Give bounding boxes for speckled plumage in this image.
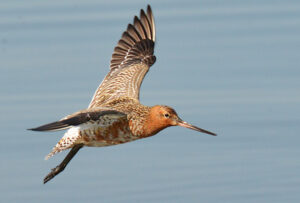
[88,5,156,108]
[29,5,216,184]
[45,98,151,160]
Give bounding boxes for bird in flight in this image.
[29,5,216,184]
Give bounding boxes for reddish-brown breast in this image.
[77,117,140,147]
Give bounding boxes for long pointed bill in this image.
[177,120,217,136]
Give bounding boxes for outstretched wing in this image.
[88,5,156,108]
[28,109,126,132]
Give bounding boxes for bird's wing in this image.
[88,5,156,108]
[28,108,126,132]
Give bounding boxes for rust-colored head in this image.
[143,105,216,137]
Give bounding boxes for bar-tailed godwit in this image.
[29,5,216,184]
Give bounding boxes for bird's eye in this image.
[164,113,170,118]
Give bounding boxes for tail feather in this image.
[45,127,81,160]
[45,146,63,160]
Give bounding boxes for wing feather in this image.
[28,109,126,132]
[89,5,156,108]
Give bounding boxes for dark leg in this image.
[44,144,83,184]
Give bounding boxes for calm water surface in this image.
[1,0,300,202]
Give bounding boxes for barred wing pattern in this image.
[88,5,156,108]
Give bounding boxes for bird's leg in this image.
[44,144,83,184]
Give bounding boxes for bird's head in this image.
[143,105,216,136]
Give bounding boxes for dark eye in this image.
[164,113,170,118]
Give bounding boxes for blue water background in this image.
[1,0,300,202]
